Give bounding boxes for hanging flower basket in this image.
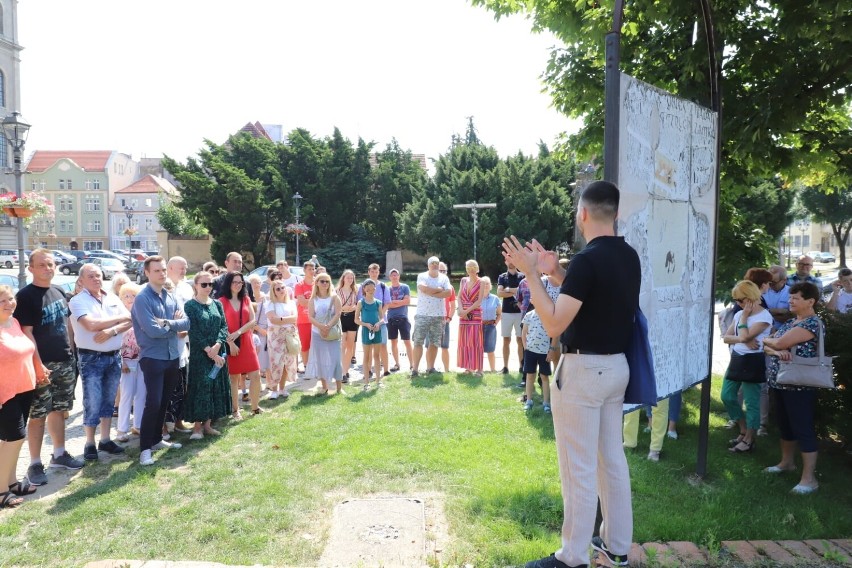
[285,223,310,236]
[123,227,138,237]
[0,191,55,221]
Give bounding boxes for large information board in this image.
[616,73,719,401]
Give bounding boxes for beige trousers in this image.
[551,353,633,567]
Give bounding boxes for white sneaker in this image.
[757,426,768,437]
[269,391,279,400]
[152,440,182,451]
[139,449,154,466]
[666,431,678,440]
[524,400,533,411]
[189,432,204,440]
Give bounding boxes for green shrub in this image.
[818,308,852,441]
[307,225,384,276]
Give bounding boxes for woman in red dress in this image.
[219,272,260,420]
[457,259,486,375]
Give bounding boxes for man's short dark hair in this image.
[580,181,620,221]
[144,255,165,273]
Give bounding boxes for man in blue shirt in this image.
[131,256,190,466]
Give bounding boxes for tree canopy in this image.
[473,0,852,292]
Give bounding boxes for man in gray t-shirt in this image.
[410,256,451,376]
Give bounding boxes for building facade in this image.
[110,174,175,253]
[24,150,140,251]
[0,0,24,247]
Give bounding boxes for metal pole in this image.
[602,0,624,183]
[295,203,300,266]
[472,207,478,261]
[13,144,25,289]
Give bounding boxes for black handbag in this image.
[724,351,766,383]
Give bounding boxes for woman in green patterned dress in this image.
[184,271,232,439]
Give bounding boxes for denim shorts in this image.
[29,359,78,419]
[78,350,122,427]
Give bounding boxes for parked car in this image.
[248,265,305,280]
[0,249,23,268]
[86,250,129,266]
[811,251,836,263]
[124,260,149,284]
[144,250,160,258]
[60,257,124,280]
[0,274,20,292]
[51,250,76,264]
[68,250,87,261]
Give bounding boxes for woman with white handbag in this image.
[762,282,827,494]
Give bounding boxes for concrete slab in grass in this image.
[318,497,426,567]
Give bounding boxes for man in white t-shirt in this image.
[410,256,451,377]
[827,267,852,314]
[276,260,301,292]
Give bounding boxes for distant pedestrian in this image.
[457,259,485,375]
[386,268,412,372]
[219,272,261,419]
[479,277,501,373]
[497,259,525,374]
[306,274,344,394]
[337,270,359,382]
[410,257,452,376]
[356,279,386,388]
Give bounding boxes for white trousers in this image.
[117,361,146,432]
[552,353,633,567]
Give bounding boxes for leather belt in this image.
[78,348,120,357]
[561,346,613,355]
[482,320,497,325]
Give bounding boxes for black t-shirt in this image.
[498,271,525,313]
[13,283,73,363]
[560,236,640,353]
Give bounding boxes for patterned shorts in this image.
[29,359,78,419]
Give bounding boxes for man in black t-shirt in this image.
[497,261,525,374]
[504,181,638,568]
[211,251,255,302]
[14,249,84,486]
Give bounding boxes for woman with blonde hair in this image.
[457,259,486,375]
[722,280,773,453]
[265,280,298,399]
[306,274,344,394]
[337,269,358,382]
[115,282,144,442]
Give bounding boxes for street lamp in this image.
[292,192,302,265]
[124,205,134,266]
[2,111,31,290]
[452,202,496,261]
[796,218,811,256]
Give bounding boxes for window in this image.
[131,199,138,208]
[59,179,65,190]
[60,220,66,232]
[59,200,66,212]
[93,220,101,232]
[84,197,101,212]
[118,219,125,231]
[67,179,73,190]
[31,181,37,191]
[93,198,100,211]
[145,198,152,207]
[145,218,153,230]
[120,198,126,207]
[0,70,4,108]
[93,180,100,190]
[85,180,91,189]
[67,221,74,232]
[86,222,93,232]
[84,241,102,251]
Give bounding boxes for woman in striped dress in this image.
[457,259,486,375]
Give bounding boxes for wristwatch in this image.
[163,321,171,332]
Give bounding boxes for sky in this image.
[17,0,580,167]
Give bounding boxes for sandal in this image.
[9,480,36,496]
[252,407,265,415]
[232,411,243,421]
[729,440,754,453]
[728,435,745,446]
[0,491,24,508]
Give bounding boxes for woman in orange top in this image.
[0,285,49,508]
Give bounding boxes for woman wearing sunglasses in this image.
[184,271,231,438]
[219,272,261,418]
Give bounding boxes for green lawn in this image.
[1,373,849,567]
